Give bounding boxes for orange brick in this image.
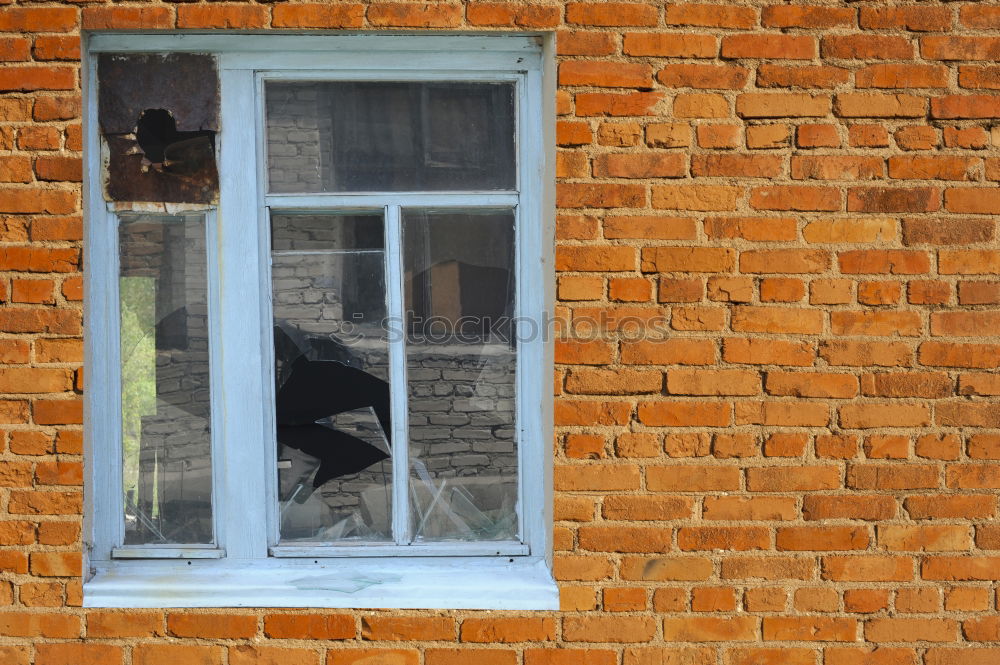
[264,614,355,640]
[566,3,658,27]
[35,644,121,665]
[168,613,257,639]
[133,645,223,665]
[461,618,555,643]
[426,650,516,665]
[603,587,647,612]
[563,616,657,642]
[663,616,758,641]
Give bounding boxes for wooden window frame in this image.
[83,33,556,610]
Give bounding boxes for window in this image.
[84,34,556,609]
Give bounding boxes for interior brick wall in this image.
[1,1,1000,664]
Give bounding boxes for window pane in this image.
[271,213,392,543]
[402,210,518,542]
[119,213,213,545]
[265,81,515,193]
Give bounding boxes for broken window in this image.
[85,35,554,610]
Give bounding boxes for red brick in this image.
[732,306,824,334]
[82,7,173,31]
[558,183,645,208]
[466,4,560,28]
[168,614,257,639]
[823,35,914,60]
[863,6,951,31]
[563,616,657,642]
[560,61,653,89]
[658,64,748,90]
[722,35,816,60]
[763,617,857,641]
[850,125,890,148]
[525,650,616,665]
[750,186,840,211]
[639,401,731,427]
[576,92,664,117]
[803,496,896,521]
[623,33,716,58]
[0,8,78,32]
[176,5,268,29]
[747,466,841,492]
[594,153,685,179]
[762,5,854,28]
[865,618,957,643]
[847,463,938,488]
[264,614,355,640]
[271,4,363,28]
[559,31,617,57]
[836,94,926,119]
[35,644,121,665]
[367,4,462,27]
[662,616,758,641]
[566,3,658,27]
[857,65,948,89]
[724,339,814,368]
[133,645,224,665]
[666,4,755,28]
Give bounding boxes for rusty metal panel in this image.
[99,53,220,203]
[98,53,219,134]
[104,135,218,204]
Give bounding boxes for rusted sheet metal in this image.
[99,53,220,203]
[104,134,218,204]
[98,53,219,134]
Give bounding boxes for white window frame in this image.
[83,33,556,609]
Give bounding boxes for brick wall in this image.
[3,1,1000,663]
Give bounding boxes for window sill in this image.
[84,556,558,610]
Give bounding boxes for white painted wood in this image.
[84,556,557,609]
[265,193,519,209]
[217,66,270,559]
[83,51,122,564]
[259,69,522,82]
[516,65,554,561]
[112,547,225,560]
[252,68,284,550]
[89,33,542,57]
[384,205,411,546]
[270,542,528,558]
[204,209,224,548]
[537,35,558,568]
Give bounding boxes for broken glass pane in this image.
[119,213,213,545]
[271,212,393,543]
[265,81,515,193]
[402,210,518,542]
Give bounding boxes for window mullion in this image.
[385,203,411,546]
[216,64,270,558]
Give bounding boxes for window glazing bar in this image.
[385,204,411,546]
[265,193,519,209]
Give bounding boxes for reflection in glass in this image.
[403,210,518,542]
[119,213,213,545]
[271,213,393,542]
[265,81,516,193]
